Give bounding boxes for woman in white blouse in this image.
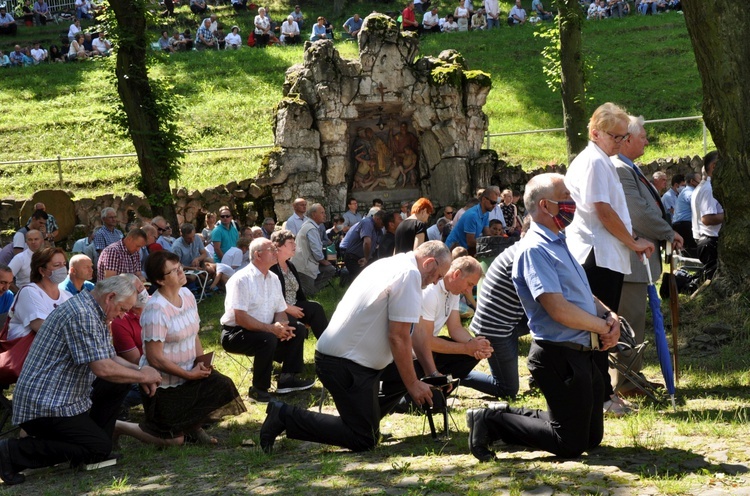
[254,7,271,47]
[7,247,71,340]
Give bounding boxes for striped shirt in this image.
[140,288,200,388]
[12,290,114,425]
[469,242,524,338]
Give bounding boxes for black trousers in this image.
[582,249,624,399]
[282,352,386,452]
[697,235,718,280]
[221,324,307,391]
[672,221,697,256]
[343,252,364,281]
[7,379,128,472]
[290,299,328,339]
[484,341,604,458]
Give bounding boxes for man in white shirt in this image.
[259,241,452,454]
[484,0,501,28]
[12,210,47,256]
[422,6,441,33]
[30,43,47,64]
[280,16,300,45]
[91,31,111,56]
[220,238,314,403]
[507,0,526,25]
[691,151,722,280]
[221,237,250,270]
[9,230,45,291]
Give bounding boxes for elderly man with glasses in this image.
[220,238,314,403]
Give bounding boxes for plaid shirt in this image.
[97,239,141,281]
[12,290,115,425]
[94,226,124,251]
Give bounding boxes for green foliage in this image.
[534,20,562,92]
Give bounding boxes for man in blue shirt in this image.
[59,254,95,295]
[342,13,363,38]
[339,210,386,281]
[445,188,498,255]
[466,173,620,461]
[672,172,700,256]
[0,266,14,320]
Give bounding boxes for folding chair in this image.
[185,269,209,303]
[609,318,662,402]
[420,375,460,440]
[220,351,253,391]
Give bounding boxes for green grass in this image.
[7,274,748,495]
[0,3,711,200]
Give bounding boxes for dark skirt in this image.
[140,369,246,439]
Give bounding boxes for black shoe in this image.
[466,408,496,462]
[249,387,272,403]
[275,375,315,394]
[259,401,286,454]
[0,439,25,485]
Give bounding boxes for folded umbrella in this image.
[644,257,676,410]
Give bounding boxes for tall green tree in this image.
[107,0,182,229]
[682,2,750,287]
[555,0,588,159]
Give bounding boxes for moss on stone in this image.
[259,146,283,173]
[430,63,463,88]
[464,70,492,88]
[361,13,398,34]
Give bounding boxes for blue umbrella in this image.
[644,257,676,410]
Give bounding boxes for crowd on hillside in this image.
[0,99,723,484]
[1,0,687,65]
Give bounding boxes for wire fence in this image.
[0,115,709,189]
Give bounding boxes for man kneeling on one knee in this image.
[467,173,620,461]
[220,238,314,403]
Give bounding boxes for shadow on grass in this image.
[587,445,748,477]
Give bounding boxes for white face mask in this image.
[137,288,149,307]
[677,186,686,194]
[49,267,68,285]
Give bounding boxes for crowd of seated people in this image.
[584,0,681,19]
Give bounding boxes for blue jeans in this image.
[486,17,500,29]
[462,329,522,398]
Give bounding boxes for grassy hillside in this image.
[0,2,707,199]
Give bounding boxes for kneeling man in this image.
[259,241,452,453]
[0,276,162,485]
[466,173,620,461]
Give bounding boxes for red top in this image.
[402,7,417,27]
[111,310,143,357]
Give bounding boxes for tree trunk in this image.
[333,0,345,18]
[682,1,750,287]
[108,0,180,229]
[556,0,588,160]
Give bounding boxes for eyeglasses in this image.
[444,210,454,215]
[154,224,170,232]
[486,199,498,206]
[220,214,232,218]
[163,264,184,277]
[605,131,630,143]
[259,246,279,254]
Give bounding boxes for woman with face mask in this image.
[7,247,72,340]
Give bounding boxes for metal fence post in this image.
[57,156,63,186]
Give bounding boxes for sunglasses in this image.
[487,199,498,206]
[444,210,454,215]
[220,214,232,218]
